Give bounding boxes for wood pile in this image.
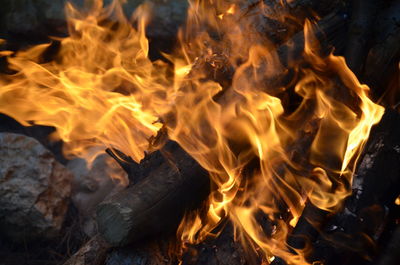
[0,1,399,265]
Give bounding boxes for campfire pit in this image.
[0,1,399,265]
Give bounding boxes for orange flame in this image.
[0,0,384,264]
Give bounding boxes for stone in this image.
[0,132,72,242]
[0,0,187,41]
[68,154,128,237]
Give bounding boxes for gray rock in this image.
[0,133,72,242]
[145,0,188,39]
[68,154,128,237]
[0,0,186,40]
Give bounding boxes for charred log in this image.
[270,110,400,265]
[375,226,400,265]
[98,10,353,256]
[309,110,400,265]
[344,0,381,75]
[105,238,174,265]
[277,12,347,67]
[96,141,210,247]
[104,221,249,265]
[278,11,347,68]
[286,203,328,251]
[363,0,400,102]
[62,235,110,265]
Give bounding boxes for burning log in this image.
[286,203,328,251]
[103,221,249,265]
[2,1,398,265]
[312,109,400,264]
[96,7,351,251]
[101,105,399,265]
[96,141,210,246]
[277,12,346,68]
[272,110,400,265]
[95,11,346,249]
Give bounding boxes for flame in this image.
[0,0,384,264]
[0,1,169,163]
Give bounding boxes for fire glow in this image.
[0,0,385,264]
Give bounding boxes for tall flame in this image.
[0,0,384,264]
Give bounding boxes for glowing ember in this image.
[0,0,384,264]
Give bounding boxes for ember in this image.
[0,1,398,265]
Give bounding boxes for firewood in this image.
[344,0,381,75]
[96,9,347,250]
[286,203,328,251]
[62,234,110,265]
[270,110,400,265]
[96,141,210,247]
[105,148,141,185]
[278,12,346,68]
[104,238,174,265]
[309,110,400,265]
[375,226,400,265]
[363,1,400,101]
[104,221,249,265]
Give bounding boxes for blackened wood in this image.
[96,141,210,246]
[345,110,400,212]
[62,235,110,265]
[278,12,347,68]
[281,0,344,19]
[363,1,400,101]
[309,110,400,265]
[375,226,400,265]
[181,222,249,265]
[99,10,348,256]
[286,203,328,251]
[104,221,249,265]
[105,148,142,185]
[272,110,400,265]
[344,0,381,75]
[105,238,174,265]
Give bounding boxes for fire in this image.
[395,196,400,206]
[0,1,168,163]
[0,0,384,264]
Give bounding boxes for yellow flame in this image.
[226,4,236,14]
[0,0,385,264]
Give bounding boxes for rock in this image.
[0,0,187,41]
[0,0,72,38]
[68,154,128,237]
[0,133,72,243]
[144,0,188,40]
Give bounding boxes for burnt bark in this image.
[344,0,381,75]
[96,141,210,247]
[363,0,400,103]
[270,110,400,265]
[105,239,174,265]
[104,221,248,265]
[62,235,110,265]
[375,226,400,265]
[286,203,329,251]
[278,11,347,68]
[309,110,400,265]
